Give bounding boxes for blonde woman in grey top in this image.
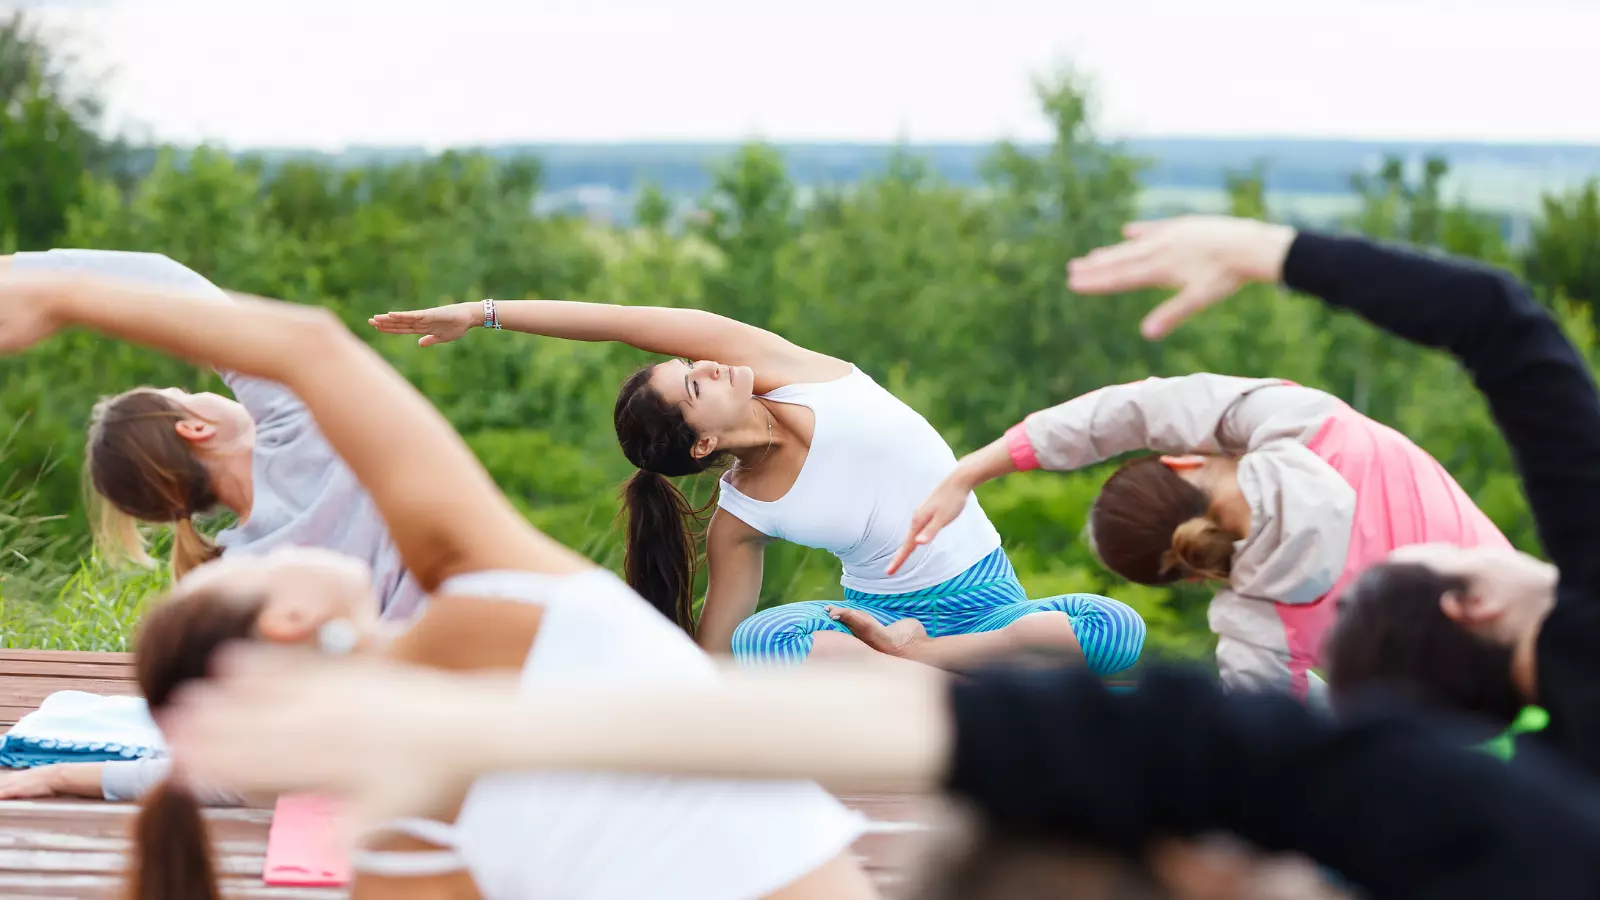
[0,249,421,802]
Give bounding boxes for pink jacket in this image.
[1004,374,1509,702]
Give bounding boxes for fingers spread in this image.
[1140,277,1232,340]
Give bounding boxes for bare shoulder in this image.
[707,506,768,547]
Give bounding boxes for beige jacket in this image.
[1007,374,1355,702]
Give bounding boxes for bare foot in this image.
[825,606,928,658]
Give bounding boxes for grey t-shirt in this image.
[15,250,426,801]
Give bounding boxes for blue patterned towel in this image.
[0,691,164,768]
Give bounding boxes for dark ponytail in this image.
[614,365,730,635]
[623,470,708,632]
[126,781,220,900]
[125,586,266,900]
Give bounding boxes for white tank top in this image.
[718,367,1002,594]
[351,568,865,900]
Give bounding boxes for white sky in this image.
[13,0,1600,149]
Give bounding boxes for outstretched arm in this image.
[0,273,587,590]
[371,299,848,393]
[1279,231,1600,775]
[0,759,255,807]
[888,373,1333,574]
[1001,374,1333,474]
[1279,232,1600,598]
[0,762,110,801]
[166,650,1600,900]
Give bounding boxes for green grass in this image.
[0,423,167,651]
[0,559,165,651]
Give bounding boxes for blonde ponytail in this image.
[171,518,223,579]
[1161,516,1240,583]
[86,476,156,569]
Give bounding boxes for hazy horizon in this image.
[12,0,1600,150]
[247,137,1600,152]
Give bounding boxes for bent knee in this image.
[806,629,872,661]
[1007,610,1079,645]
[731,605,841,664]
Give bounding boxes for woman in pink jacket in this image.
[890,371,1509,701]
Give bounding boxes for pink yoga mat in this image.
[262,794,351,887]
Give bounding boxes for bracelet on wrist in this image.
[482,298,502,330]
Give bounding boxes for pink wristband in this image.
[1004,422,1040,472]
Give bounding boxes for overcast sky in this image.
[14,0,1600,149]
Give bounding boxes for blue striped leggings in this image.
[729,548,1146,673]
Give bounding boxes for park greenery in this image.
[3,12,1599,662]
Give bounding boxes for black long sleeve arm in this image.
[1281,231,1600,594]
[1282,231,1600,774]
[946,666,1600,900]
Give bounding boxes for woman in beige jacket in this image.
[890,371,1508,702]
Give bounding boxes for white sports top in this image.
[351,568,865,900]
[717,367,1003,594]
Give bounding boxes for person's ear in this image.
[174,418,217,444]
[1439,589,1506,627]
[256,598,320,644]
[691,434,719,460]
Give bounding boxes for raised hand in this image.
[1066,216,1297,340]
[369,302,476,347]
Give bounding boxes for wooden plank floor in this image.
[0,796,928,898]
[0,651,138,731]
[0,650,928,897]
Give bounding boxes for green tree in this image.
[692,144,797,329]
[1225,162,1269,219]
[1525,179,1600,309]
[6,28,1599,668]
[0,12,124,249]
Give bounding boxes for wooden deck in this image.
[0,651,139,732]
[0,650,927,898]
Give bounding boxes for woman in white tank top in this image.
[370,298,1145,674]
[0,270,874,900]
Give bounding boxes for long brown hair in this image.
[86,388,223,578]
[125,586,265,900]
[614,366,727,633]
[1088,455,1242,585]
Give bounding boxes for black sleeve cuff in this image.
[1279,229,1350,301]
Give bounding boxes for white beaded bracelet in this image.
[482,298,502,330]
[317,619,359,655]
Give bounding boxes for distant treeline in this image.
[229,139,1600,206]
